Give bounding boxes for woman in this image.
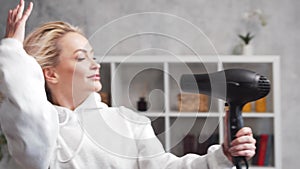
[0,1,256,169]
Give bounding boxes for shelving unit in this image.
[99,55,281,169]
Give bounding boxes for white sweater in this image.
[0,38,234,169]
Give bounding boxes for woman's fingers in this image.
[236,127,253,137]
[6,10,12,37]
[229,145,256,159]
[229,142,256,152]
[228,127,256,160]
[16,0,25,21]
[231,128,256,147]
[12,4,19,22]
[20,2,33,23]
[229,147,256,157]
[7,10,12,24]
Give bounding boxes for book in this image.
[264,135,273,166]
[257,134,269,166]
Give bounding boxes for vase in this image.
[242,44,253,55]
[137,97,148,111]
[255,97,267,112]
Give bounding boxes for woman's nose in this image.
[90,58,100,70]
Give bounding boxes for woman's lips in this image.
[87,74,100,80]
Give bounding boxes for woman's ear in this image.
[43,67,59,84]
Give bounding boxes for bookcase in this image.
[99,55,281,169]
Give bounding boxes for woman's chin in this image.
[93,84,102,92]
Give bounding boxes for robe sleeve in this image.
[0,38,59,169]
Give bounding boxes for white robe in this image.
[0,38,234,169]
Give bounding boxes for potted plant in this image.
[238,32,254,55]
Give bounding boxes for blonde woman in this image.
[0,1,256,169]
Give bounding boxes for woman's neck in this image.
[51,90,90,111]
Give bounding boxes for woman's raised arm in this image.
[0,1,59,169]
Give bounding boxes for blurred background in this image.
[0,0,299,168]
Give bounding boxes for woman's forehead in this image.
[59,32,92,53]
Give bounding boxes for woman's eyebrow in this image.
[73,49,87,54]
[73,48,94,54]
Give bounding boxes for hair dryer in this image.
[180,68,271,169]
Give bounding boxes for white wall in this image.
[0,0,299,168]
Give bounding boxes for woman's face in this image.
[54,32,101,98]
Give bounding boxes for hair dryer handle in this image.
[228,104,244,142]
[228,103,247,169]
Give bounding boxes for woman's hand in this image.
[5,0,33,43]
[225,127,256,161]
[223,107,256,162]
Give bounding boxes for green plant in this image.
[238,32,254,45]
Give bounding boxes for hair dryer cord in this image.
[235,157,249,169]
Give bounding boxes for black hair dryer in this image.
[180,68,271,169]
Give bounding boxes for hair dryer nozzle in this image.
[257,75,271,96]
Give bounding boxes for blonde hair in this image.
[24,21,83,68]
[24,21,83,102]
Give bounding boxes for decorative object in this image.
[242,102,252,112]
[137,97,148,111]
[178,93,208,112]
[239,32,254,55]
[236,9,268,55]
[243,9,267,28]
[255,97,267,112]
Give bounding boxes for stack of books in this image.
[252,134,274,166]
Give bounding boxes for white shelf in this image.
[140,112,274,118]
[242,112,275,118]
[169,112,220,117]
[100,55,281,169]
[99,55,278,63]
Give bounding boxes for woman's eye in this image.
[77,57,85,61]
[76,53,87,61]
